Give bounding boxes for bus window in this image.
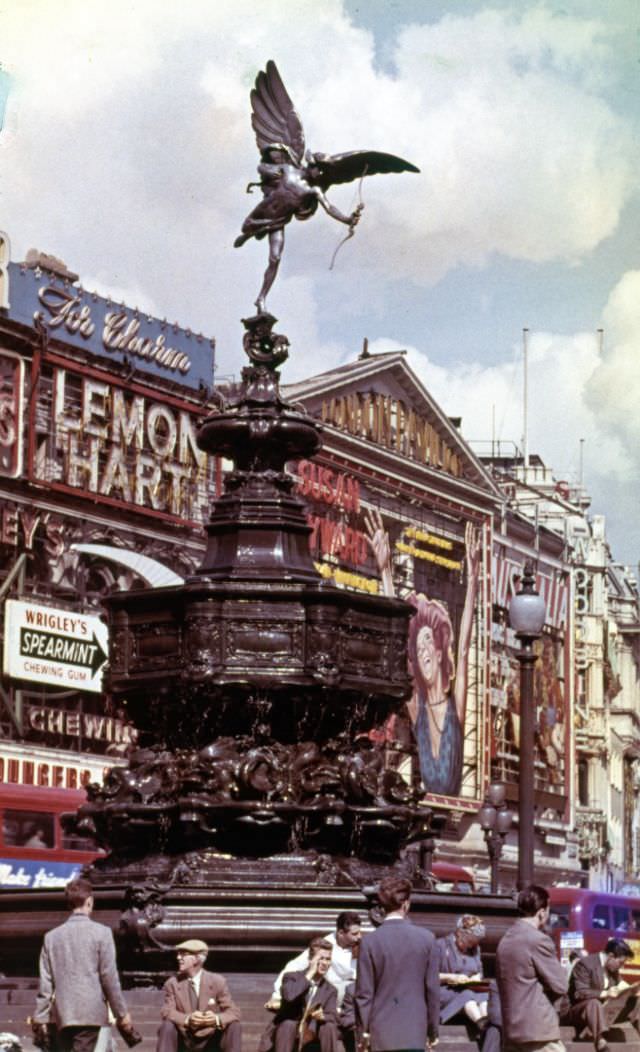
[592,904,611,930]
[550,905,571,929]
[2,809,55,849]
[632,910,640,932]
[613,907,632,931]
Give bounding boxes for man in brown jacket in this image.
[496,884,568,1052]
[157,940,241,1052]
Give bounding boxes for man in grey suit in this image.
[355,875,440,1052]
[496,884,568,1052]
[33,877,133,1052]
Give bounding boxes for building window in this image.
[578,759,589,806]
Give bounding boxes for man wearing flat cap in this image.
[157,939,241,1052]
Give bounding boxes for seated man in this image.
[157,939,241,1052]
[260,937,338,1052]
[266,912,361,1010]
[568,937,640,1052]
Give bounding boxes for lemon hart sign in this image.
[5,259,215,393]
[3,599,108,692]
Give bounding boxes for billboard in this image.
[29,359,216,524]
[5,260,215,392]
[294,459,488,807]
[3,599,108,692]
[402,523,482,798]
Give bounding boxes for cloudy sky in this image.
[1,0,638,566]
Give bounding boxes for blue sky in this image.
[0,0,638,565]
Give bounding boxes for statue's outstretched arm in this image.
[315,188,361,227]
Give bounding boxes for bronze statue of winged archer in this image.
[235,60,420,313]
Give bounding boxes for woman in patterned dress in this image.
[438,915,489,1029]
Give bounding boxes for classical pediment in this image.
[283,350,500,498]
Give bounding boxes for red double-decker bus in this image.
[0,783,101,889]
[549,886,640,981]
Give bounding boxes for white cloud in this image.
[585,270,640,456]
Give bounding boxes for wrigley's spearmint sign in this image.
[3,600,108,692]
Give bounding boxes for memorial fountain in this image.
[0,64,515,994]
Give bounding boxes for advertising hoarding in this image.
[294,458,489,809]
[5,260,215,392]
[3,598,108,692]
[29,359,216,524]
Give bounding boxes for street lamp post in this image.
[509,560,546,889]
[478,782,513,893]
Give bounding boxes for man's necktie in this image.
[189,980,198,1010]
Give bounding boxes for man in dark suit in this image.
[339,982,356,1052]
[33,877,134,1052]
[261,937,338,1052]
[495,884,567,1052]
[354,875,440,1052]
[568,937,640,1052]
[157,939,241,1052]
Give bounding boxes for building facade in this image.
[0,232,217,809]
[478,450,640,890]
[283,354,583,888]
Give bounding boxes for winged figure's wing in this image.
[250,60,306,164]
[310,150,420,191]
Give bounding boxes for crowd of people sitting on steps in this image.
[25,877,640,1052]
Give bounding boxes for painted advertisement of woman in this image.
[365,511,482,796]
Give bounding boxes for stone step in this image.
[1,1020,638,1052]
[3,980,640,1052]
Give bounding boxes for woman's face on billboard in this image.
[416,624,438,686]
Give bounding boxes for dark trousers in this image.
[59,1028,100,1052]
[339,1027,356,1052]
[569,995,640,1047]
[156,1020,242,1052]
[273,1018,337,1052]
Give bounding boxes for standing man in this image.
[496,884,568,1052]
[568,937,640,1051]
[33,877,133,1052]
[355,875,440,1052]
[268,911,362,1008]
[157,940,241,1052]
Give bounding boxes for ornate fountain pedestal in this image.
[41,313,451,979]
